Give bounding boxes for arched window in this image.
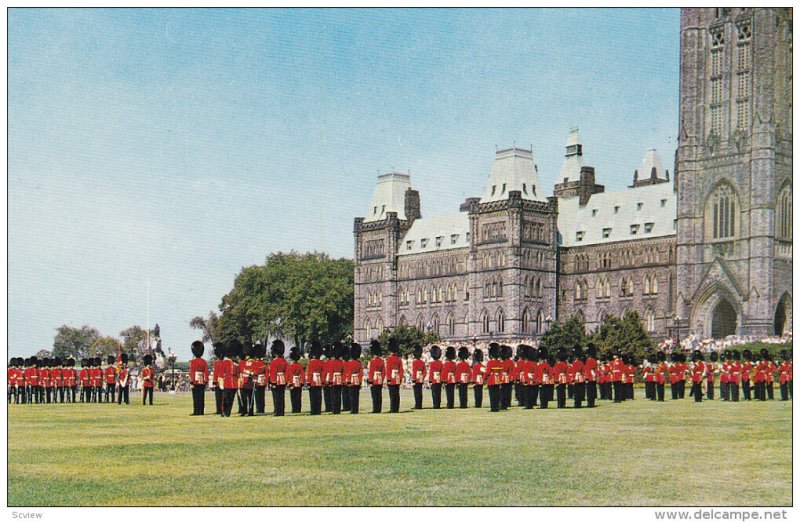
[643,309,656,332]
[644,275,651,295]
[523,276,529,299]
[417,287,423,303]
[522,308,529,333]
[375,317,383,335]
[496,308,505,333]
[431,313,440,336]
[498,279,503,297]
[417,315,425,331]
[447,314,455,336]
[651,275,658,295]
[777,184,792,240]
[536,309,544,334]
[535,276,542,298]
[364,318,372,340]
[398,315,407,327]
[438,285,443,303]
[464,281,469,301]
[481,310,490,334]
[706,184,738,240]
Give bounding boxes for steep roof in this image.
[481,147,545,203]
[398,213,470,256]
[363,172,411,223]
[558,180,676,247]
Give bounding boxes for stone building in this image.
[353,7,792,344]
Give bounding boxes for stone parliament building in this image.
[353,8,792,345]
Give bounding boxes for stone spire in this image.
[558,127,585,184]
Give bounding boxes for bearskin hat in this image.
[388,337,401,355]
[501,345,513,360]
[411,343,422,359]
[457,346,470,361]
[254,342,267,359]
[472,348,484,363]
[742,349,753,362]
[430,345,442,360]
[529,346,540,362]
[227,339,242,359]
[557,348,568,362]
[271,339,286,357]
[692,350,703,362]
[571,346,584,361]
[538,346,548,361]
[709,351,718,362]
[212,342,224,359]
[242,342,253,357]
[487,344,500,359]
[340,342,351,361]
[143,354,153,366]
[731,349,740,361]
[656,351,666,362]
[445,346,456,361]
[118,354,127,366]
[547,355,556,366]
[369,339,382,357]
[289,346,300,362]
[586,343,598,359]
[309,341,322,359]
[351,342,362,360]
[189,341,204,358]
[516,345,526,359]
[760,348,771,361]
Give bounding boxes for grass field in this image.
[7,389,792,506]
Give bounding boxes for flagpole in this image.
[146,277,150,357]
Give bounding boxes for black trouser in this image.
[586,381,597,407]
[729,382,739,402]
[143,387,153,405]
[58,386,65,403]
[19,386,26,404]
[370,385,383,413]
[331,385,342,414]
[501,383,512,410]
[214,388,223,413]
[83,386,91,403]
[706,381,714,400]
[767,382,774,400]
[780,382,789,401]
[118,385,129,404]
[742,380,751,401]
[531,384,540,407]
[574,382,585,408]
[657,383,665,401]
[614,381,623,402]
[290,387,302,413]
[523,385,534,409]
[106,384,116,403]
[458,383,469,408]
[95,386,103,402]
[692,383,702,402]
[539,384,550,409]
[515,383,524,406]
[413,383,423,409]
[255,386,266,414]
[45,387,52,403]
[240,387,254,415]
[473,385,483,408]
[272,384,286,416]
[342,383,351,411]
[309,386,322,415]
[755,382,765,401]
[488,384,501,412]
[556,384,566,408]
[222,389,235,416]
[646,381,655,401]
[349,386,360,414]
[721,381,729,400]
[388,384,400,413]
[670,383,678,400]
[323,386,332,412]
[678,381,686,399]
[192,384,205,414]
[567,384,574,400]
[69,386,77,403]
[627,383,635,400]
[445,383,455,409]
[430,383,442,409]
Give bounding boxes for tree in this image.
[590,311,654,361]
[52,325,100,359]
[119,326,155,359]
[539,314,586,355]
[215,252,354,347]
[91,336,122,359]
[189,311,219,343]
[377,325,440,358]
[35,349,52,359]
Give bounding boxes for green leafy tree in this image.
[189,311,219,343]
[91,336,122,359]
[539,314,586,355]
[119,326,155,359]
[35,349,52,359]
[590,311,654,361]
[52,325,100,359]
[377,325,440,357]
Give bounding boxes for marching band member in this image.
[612,353,625,403]
[583,345,598,408]
[500,345,514,410]
[322,344,334,413]
[765,352,776,400]
[211,343,224,414]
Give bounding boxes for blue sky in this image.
[8,8,680,360]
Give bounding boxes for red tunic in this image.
[141,367,155,388]
[501,359,514,384]
[287,361,305,388]
[766,361,776,384]
[720,362,730,384]
[691,361,706,383]
[455,361,472,384]
[41,368,52,388]
[441,360,456,385]
[220,359,235,389]
[104,366,117,385]
[91,367,103,387]
[15,368,26,387]
[411,359,426,384]
[554,361,569,385]
[741,361,752,382]
[254,359,268,387]
[269,357,289,386]
[583,358,598,382]
[571,360,585,384]
[779,361,791,384]
[611,359,624,382]
[368,357,385,385]
[729,361,742,385]
[384,354,403,385]
[306,359,324,387]
[212,360,224,389]
[346,359,363,387]
[626,364,636,384]
[427,360,443,384]
[485,359,504,386]
[189,357,209,385]
[322,359,335,385]
[117,367,129,387]
[472,362,486,385]
[238,359,254,389]
[78,368,90,387]
[538,361,552,385]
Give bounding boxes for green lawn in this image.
[7,390,791,506]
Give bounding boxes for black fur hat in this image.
[309,341,322,359]
[227,339,242,359]
[271,339,286,357]
[80,358,87,367]
[458,346,470,360]
[213,342,225,359]
[529,346,540,362]
[557,348,568,362]
[351,342,362,360]
[104,355,113,365]
[242,342,253,357]
[547,355,556,366]
[657,351,667,362]
[340,342,351,361]
[571,346,584,361]
[191,341,204,358]
[731,349,740,361]
[692,350,703,362]
[369,339,382,357]
[445,346,456,361]
[488,344,500,359]
[119,354,128,365]
[742,349,753,362]
[709,351,719,362]
[331,340,344,359]
[515,345,526,359]
[760,348,771,361]
[143,354,153,366]
[671,351,680,362]
[289,346,300,362]
[388,337,401,355]
[586,343,598,359]
[254,342,267,359]
[412,343,422,359]
[538,346,548,361]
[472,348,484,363]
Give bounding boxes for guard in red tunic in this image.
[141,354,155,406]
[117,354,130,405]
[554,349,569,408]
[427,345,443,409]
[219,341,237,416]
[306,341,324,415]
[642,353,655,401]
[778,350,791,401]
[514,346,525,407]
[538,348,552,409]
[520,345,534,409]
[500,345,514,410]
[189,341,208,415]
[626,354,637,400]
[367,340,384,413]
[29,357,42,404]
[78,358,91,404]
[741,349,753,401]
[611,353,625,403]
[456,347,471,409]
[347,343,363,414]
[103,355,117,404]
[583,344,598,408]
[253,342,268,414]
[706,351,718,400]
[528,346,540,408]
[720,351,731,401]
[50,358,62,403]
[485,343,503,412]
[765,354,776,401]
[411,344,425,410]
[322,344,334,413]
[729,349,741,402]
[239,343,256,416]
[442,346,457,409]
[690,350,706,402]
[8,358,19,404]
[340,343,352,413]
[287,346,305,413]
[753,350,768,401]
[328,341,345,414]
[41,358,53,403]
[471,348,485,408]
[384,338,403,413]
[211,343,225,414]
[269,340,289,416]
[668,352,681,400]
[571,347,585,408]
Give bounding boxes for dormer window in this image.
[381,205,386,214]
[373,206,378,215]
[435,236,443,247]
[592,209,598,217]
[466,232,470,242]
[637,202,643,210]
[630,224,640,235]
[522,184,527,195]
[501,183,506,194]
[420,239,428,248]
[614,206,620,214]
[644,222,654,233]
[406,240,413,250]
[576,231,585,242]
[450,234,458,244]
[491,185,496,196]
[661,199,667,207]
[532,185,536,196]
[603,228,611,238]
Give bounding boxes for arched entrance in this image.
[711,298,738,338]
[774,293,792,336]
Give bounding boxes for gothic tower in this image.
[676,8,792,338]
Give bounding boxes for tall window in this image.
[431,314,440,336]
[710,28,725,135]
[777,184,793,240]
[481,311,490,334]
[643,309,656,333]
[364,318,372,340]
[496,309,505,333]
[736,20,752,130]
[707,184,738,240]
[536,310,544,334]
[447,314,455,336]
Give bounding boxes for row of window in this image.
[574,273,661,302]
[575,222,655,242]
[572,247,670,272]
[708,19,752,135]
[406,233,469,252]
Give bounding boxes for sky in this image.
[8,8,680,360]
